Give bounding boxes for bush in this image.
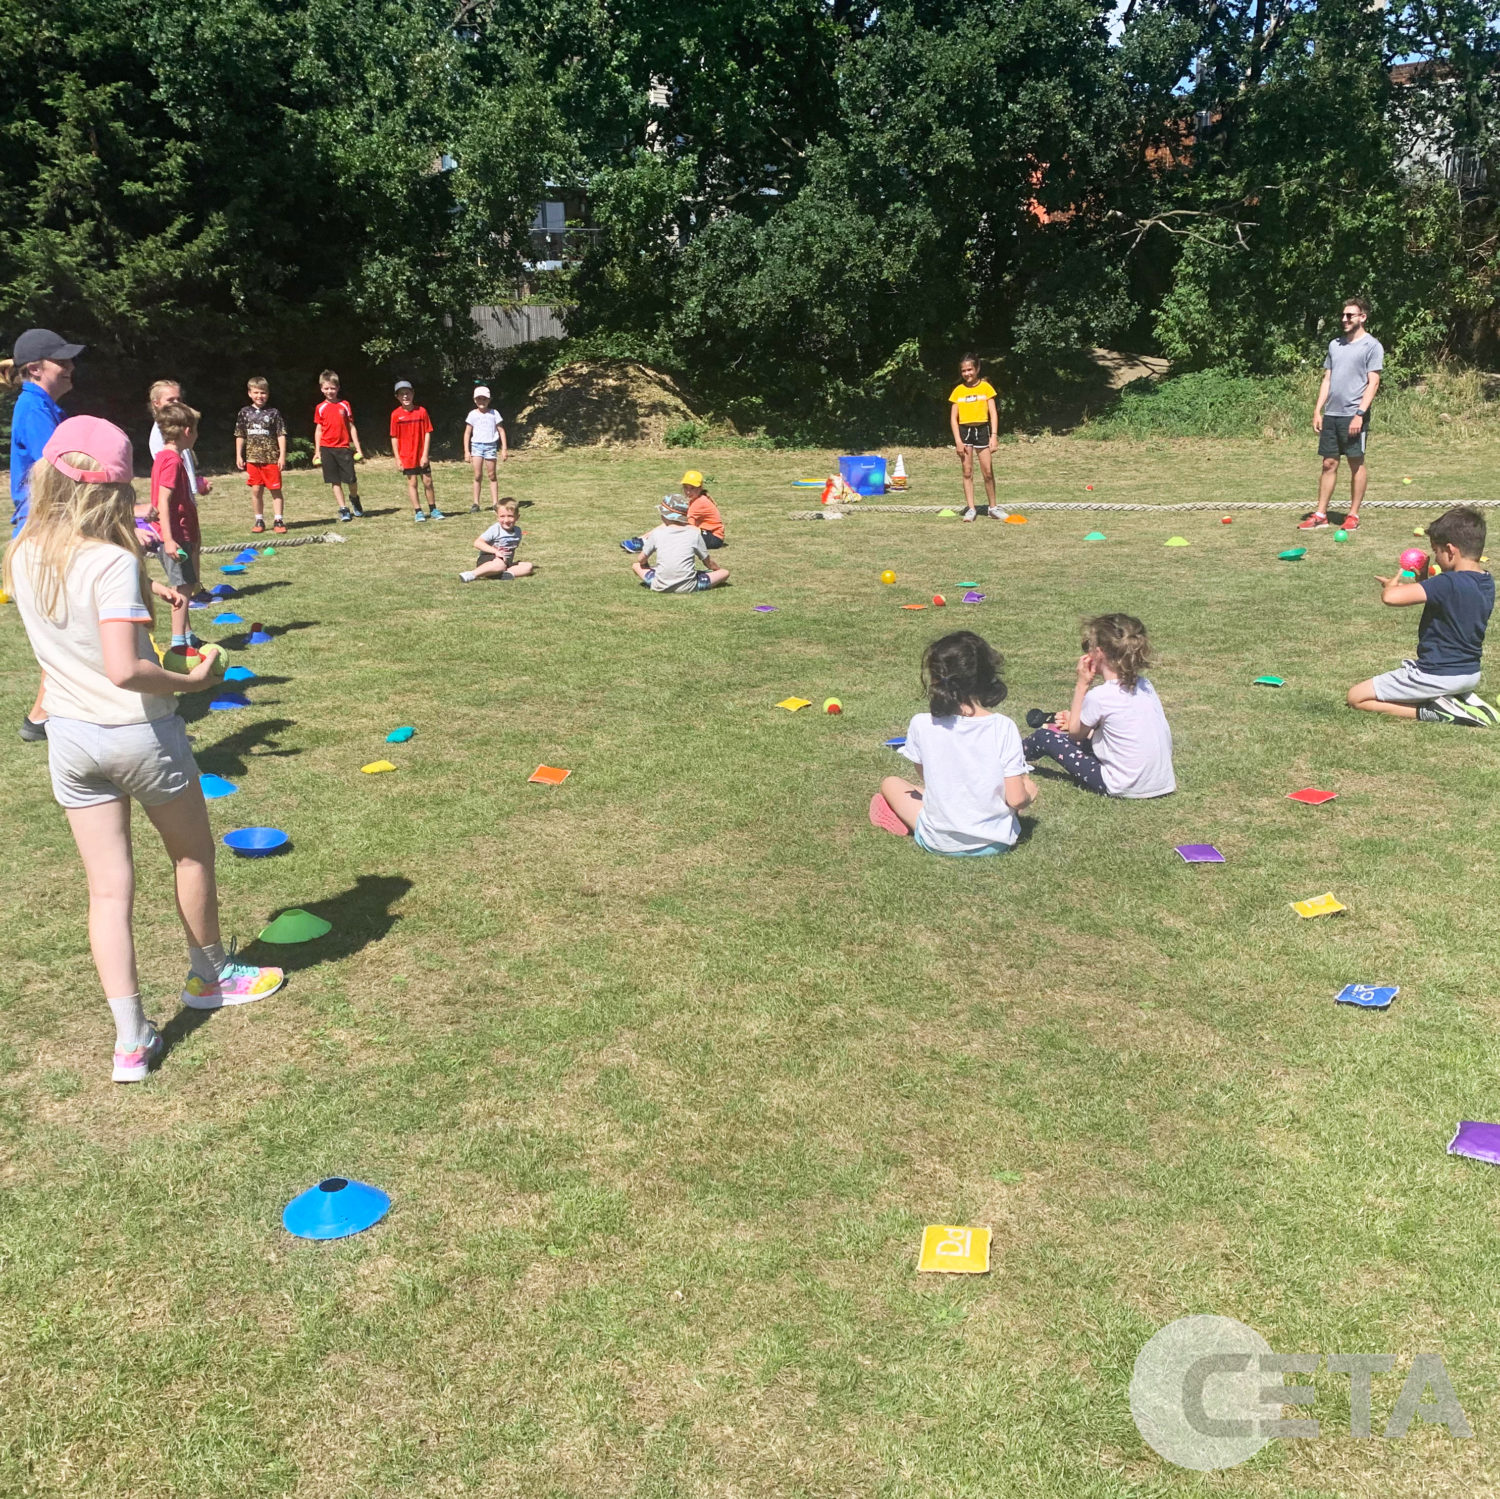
[286,437,316,469]
[664,419,709,448]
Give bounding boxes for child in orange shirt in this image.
[680,469,726,549]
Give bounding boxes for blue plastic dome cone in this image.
[282,1178,391,1241]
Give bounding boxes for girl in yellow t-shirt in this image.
[948,355,1003,521]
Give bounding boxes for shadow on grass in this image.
[240,874,414,972]
[222,579,293,600]
[191,716,300,772]
[217,620,320,651]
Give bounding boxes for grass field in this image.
[3,435,1499,1498]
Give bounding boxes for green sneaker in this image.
[1463,692,1500,728]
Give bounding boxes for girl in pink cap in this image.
[3,417,285,1084]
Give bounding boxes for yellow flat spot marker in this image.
[528,765,571,785]
[777,697,812,711]
[918,1224,992,1275]
[1292,892,1346,919]
[361,760,397,774]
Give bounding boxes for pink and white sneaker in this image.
[181,962,285,1010]
[113,1022,164,1083]
[869,792,913,836]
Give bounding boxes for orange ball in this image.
[932,594,946,607]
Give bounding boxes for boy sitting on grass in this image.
[631,495,729,593]
[1347,505,1498,726]
[460,497,534,582]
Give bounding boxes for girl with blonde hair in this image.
[5,416,284,1084]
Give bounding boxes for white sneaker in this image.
[113,1022,163,1083]
[962,507,977,522]
[459,571,475,582]
[989,506,1008,520]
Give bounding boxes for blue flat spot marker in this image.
[221,564,246,575]
[234,549,259,564]
[386,726,415,743]
[283,1177,391,1241]
[200,773,238,798]
[1335,984,1399,1009]
[213,612,244,625]
[223,665,256,682]
[248,629,272,645]
[209,692,251,711]
[884,736,906,749]
[222,826,289,857]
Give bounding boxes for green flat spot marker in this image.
[1278,547,1307,560]
[957,581,980,589]
[258,908,332,944]
[1084,530,1106,541]
[1253,675,1285,687]
[260,546,275,556]
[936,508,959,518]
[1165,536,1189,547]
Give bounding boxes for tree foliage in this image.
[0,0,1495,438]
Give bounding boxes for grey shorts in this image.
[1319,414,1369,459]
[163,547,200,593]
[1372,659,1481,704]
[46,714,198,809]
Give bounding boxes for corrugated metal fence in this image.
[471,304,567,350]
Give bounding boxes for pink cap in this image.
[42,416,134,485]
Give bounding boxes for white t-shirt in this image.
[900,710,1028,852]
[640,523,708,592]
[1080,677,1175,798]
[10,539,172,725]
[466,408,503,444]
[148,422,199,492]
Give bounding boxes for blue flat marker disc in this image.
[283,1178,391,1241]
[223,666,256,682]
[884,736,906,749]
[200,773,238,798]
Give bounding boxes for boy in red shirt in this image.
[313,369,364,522]
[152,399,204,648]
[390,381,443,522]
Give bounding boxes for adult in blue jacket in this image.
[7,327,84,741]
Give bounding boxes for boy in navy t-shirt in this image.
[1348,505,1498,726]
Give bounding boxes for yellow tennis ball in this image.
[162,642,226,678]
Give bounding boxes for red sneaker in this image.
[1298,513,1330,530]
[1343,513,1361,531]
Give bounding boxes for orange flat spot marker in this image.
[529,765,571,785]
[1287,788,1337,806]
[1005,514,1027,524]
[901,603,927,611]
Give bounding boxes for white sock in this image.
[107,994,149,1052]
[188,941,228,982]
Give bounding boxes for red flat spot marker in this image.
[529,765,571,785]
[1287,788,1337,805]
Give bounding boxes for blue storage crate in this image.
[838,455,887,496]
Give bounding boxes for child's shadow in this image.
[217,620,320,650]
[240,873,414,973]
[158,875,414,1058]
[191,716,300,772]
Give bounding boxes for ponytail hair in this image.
[1083,613,1152,692]
[921,630,1008,717]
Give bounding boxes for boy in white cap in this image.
[630,495,730,593]
[464,385,506,512]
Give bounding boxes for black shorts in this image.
[958,422,991,449]
[476,553,516,574]
[402,464,432,477]
[320,448,356,486]
[1318,414,1370,459]
[704,532,726,550]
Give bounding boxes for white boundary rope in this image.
[791,501,1500,520]
[200,532,347,555]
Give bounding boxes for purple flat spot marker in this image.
[1174,844,1224,863]
[962,590,985,603]
[753,604,777,613]
[1449,1121,1500,1165]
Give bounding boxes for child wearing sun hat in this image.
[629,494,730,593]
[679,469,726,548]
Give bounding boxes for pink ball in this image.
[1399,548,1428,573]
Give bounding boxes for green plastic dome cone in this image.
[259,908,332,944]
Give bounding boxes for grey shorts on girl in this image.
[471,441,499,461]
[1372,659,1481,703]
[45,714,197,809]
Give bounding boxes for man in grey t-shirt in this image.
[1302,296,1383,530]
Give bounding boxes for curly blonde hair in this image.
[1083,613,1152,691]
